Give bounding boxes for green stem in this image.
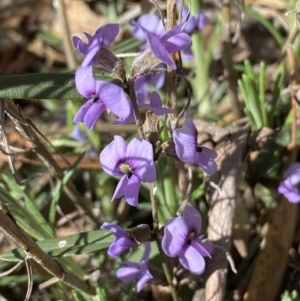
[190,0,211,115]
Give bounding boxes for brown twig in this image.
[205,125,250,301]
[54,0,77,69]
[0,203,95,295]
[4,99,100,226]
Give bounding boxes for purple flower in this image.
[173,116,217,175]
[135,69,166,100]
[181,5,209,36]
[116,242,153,292]
[162,205,213,275]
[130,18,190,69]
[278,163,300,203]
[137,91,173,115]
[100,222,136,257]
[73,66,131,130]
[73,23,119,67]
[71,125,88,142]
[99,136,156,206]
[71,125,97,157]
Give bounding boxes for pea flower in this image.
[173,116,217,174]
[137,91,173,115]
[72,23,119,67]
[73,66,131,130]
[278,163,300,203]
[100,136,156,206]
[162,205,213,275]
[116,242,153,292]
[181,4,209,35]
[100,222,136,257]
[130,18,190,69]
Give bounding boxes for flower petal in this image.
[126,138,156,182]
[97,82,131,121]
[125,174,141,206]
[117,266,140,282]
[129,19,176,69]
[136,261,153,292]
[96,23,119,47]
[100,136,127,176]
[163,32,191,53]
[183,205,201,234]
[194,151,218,175]
[162,217,189,257]
[192,239,214,258]
[131,14,164,40]
[178,244,206,274]
[112,175,128,201]
[75,66,96,98]
[173,118,197,165]
[108,235,136,257]
[83,100,106,130]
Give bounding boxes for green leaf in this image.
[0,230,113,262]
[0,73,82,100]
[49,150,87,227]
[72,290,87,301]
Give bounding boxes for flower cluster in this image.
[72,6,215,293]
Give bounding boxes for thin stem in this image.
[166,0,178,116]
[55,0,77,69]
[149,183,179,301]
[221,0,242,119]
[127,78,145,139]
[190,0,211,115]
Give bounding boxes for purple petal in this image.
[194,152,218,175]
[147,71,166,89]
[100,222,136,257]
[112,175,129,201]
[162,217,189,257]
[163,32,191,53]
[83,101,106,130]
[125,174,141,206]
[178,244,206,274]
[283,163,300,180]
[117,266,140,282]
[82,36,101,67]
[71,125,87,142]
[108,235,136,257]
[141,242,151,261]
[131,15,164,40]
[173,118,198,165]
[100,222,123,233]
[136,261,153,292]
[72,36,88,54]
[183,205,201,235]
[181,47,194,61]
[139,91,173,115]
[73,99,105,130]
[75,66,97,98]
[129,20,176,69]
[95,23,119,47]
[100,136,127,176]
[278,163,300,203]
[192,239,214,258]
[126,138,156,182]
[97,82,131,121]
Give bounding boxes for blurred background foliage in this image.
[0,0,300,300]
